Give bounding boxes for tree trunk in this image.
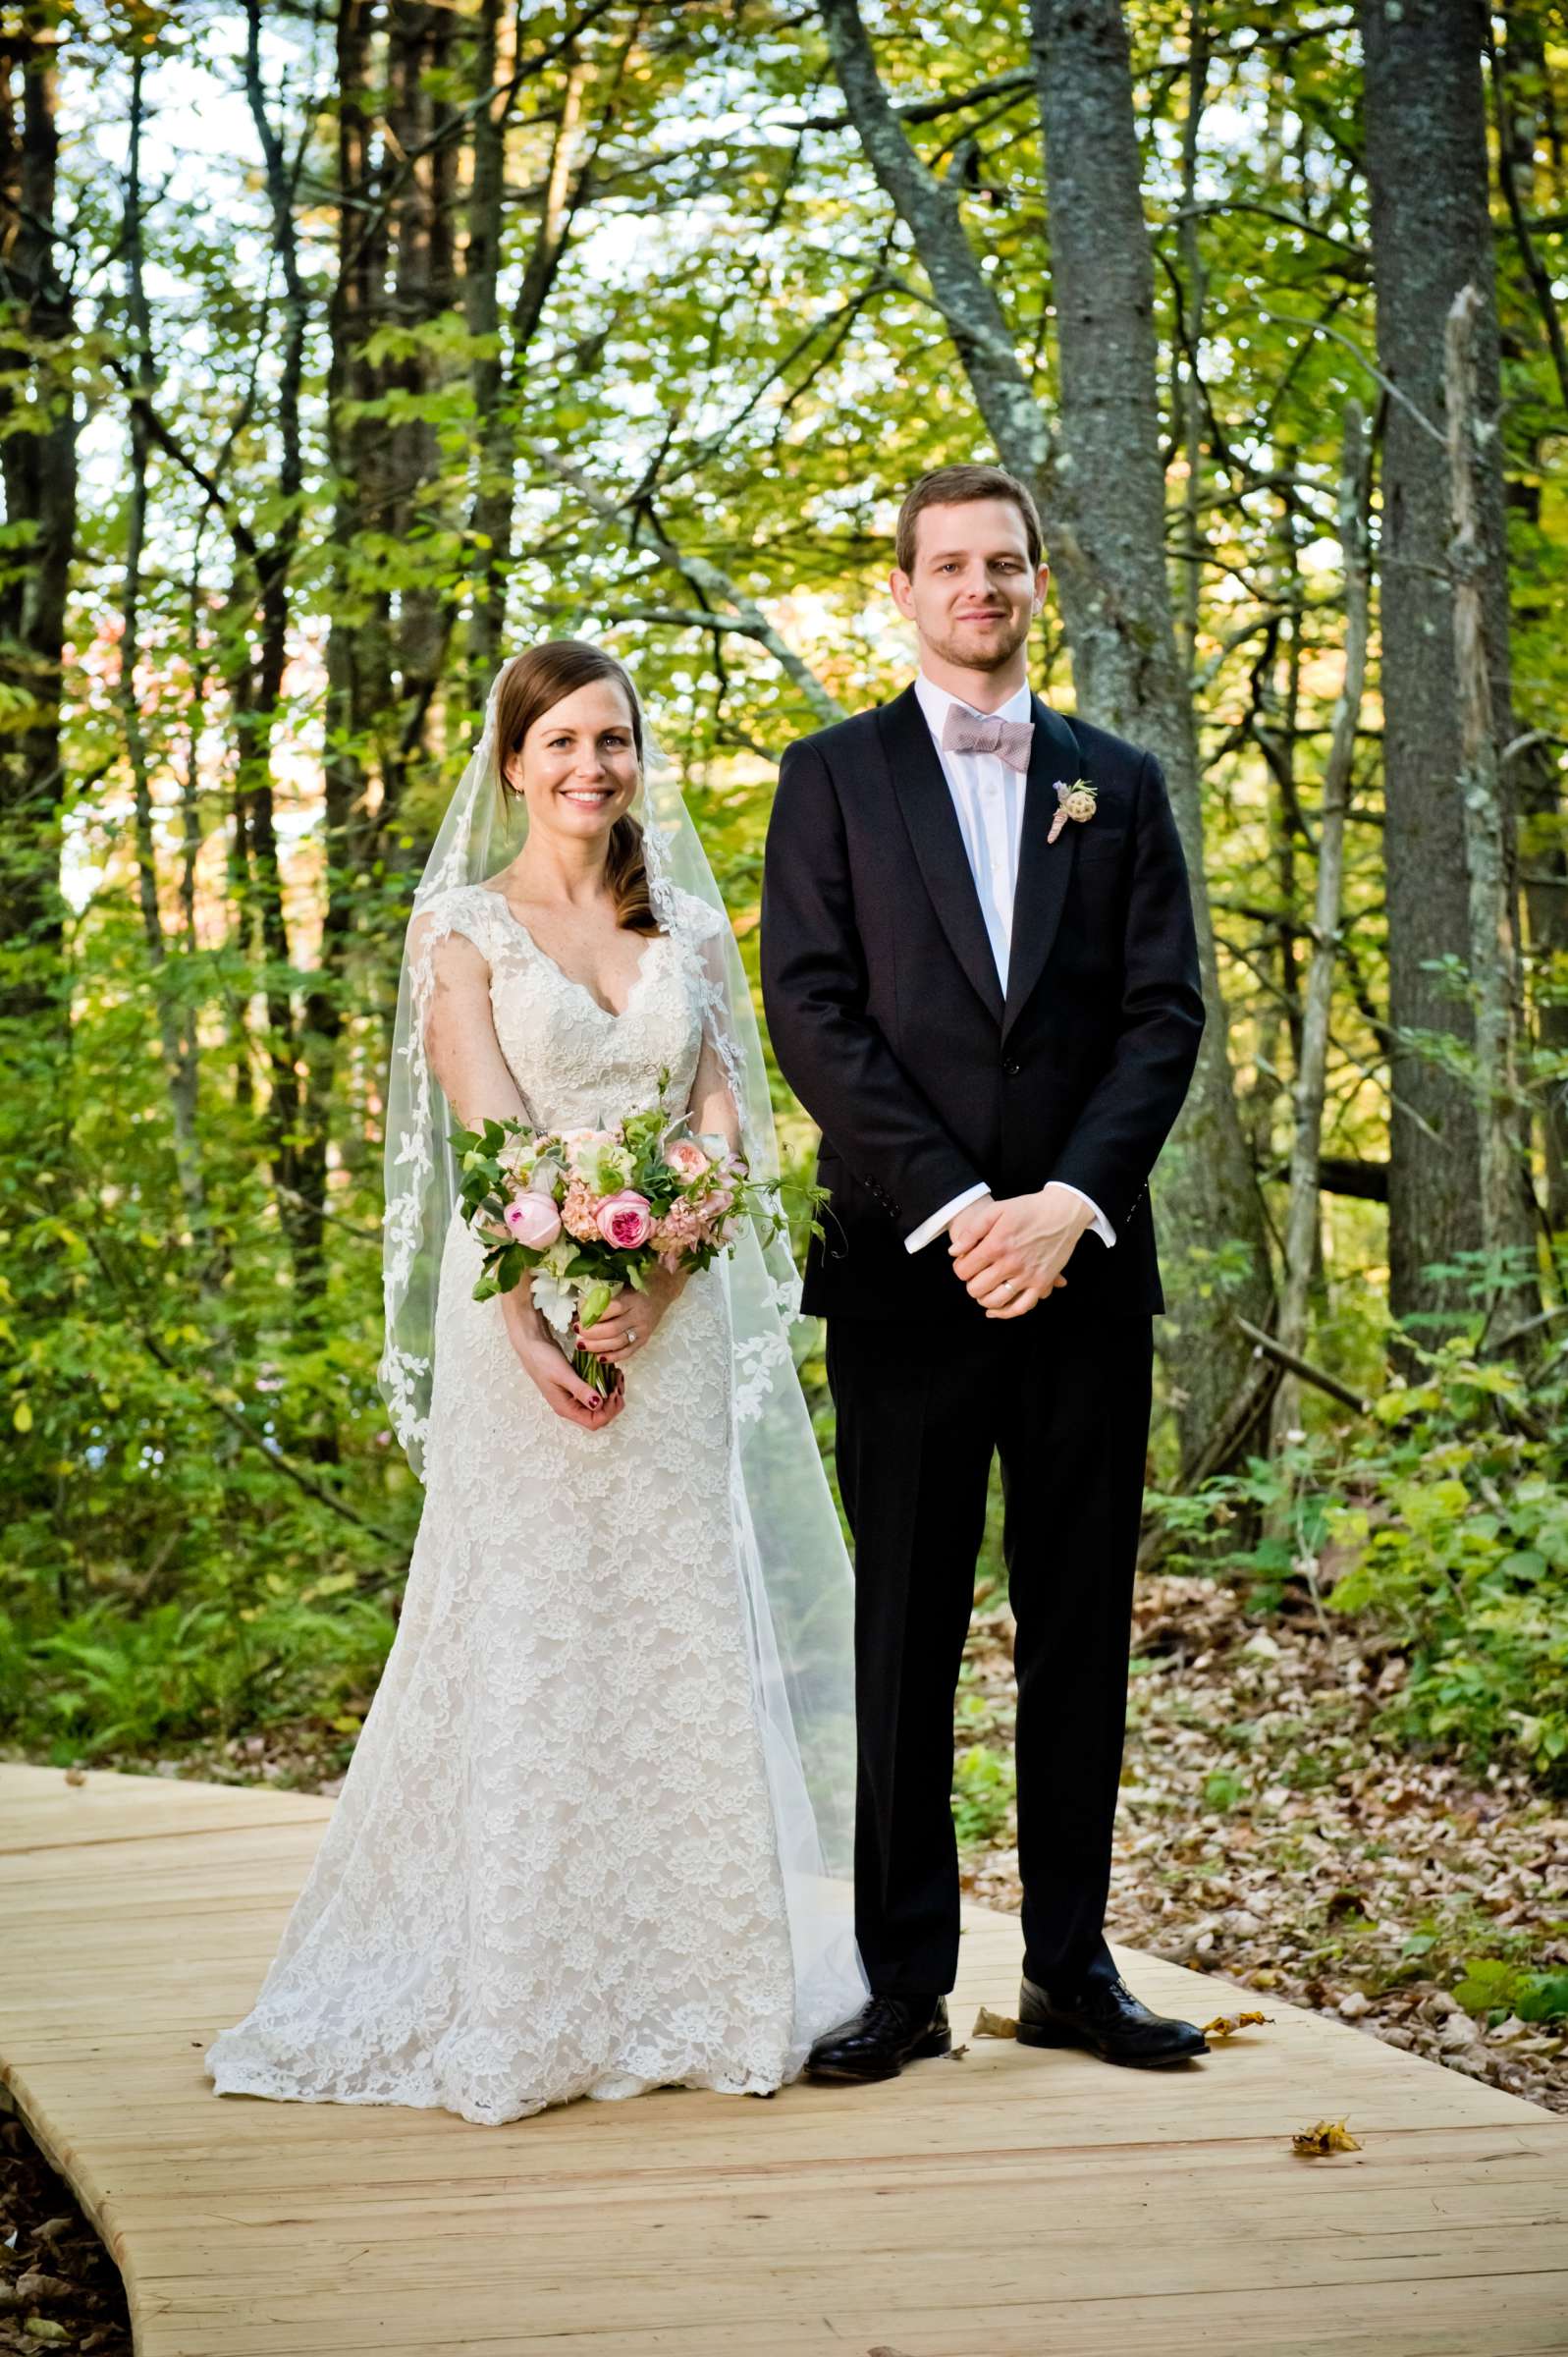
[1359,0,1522,1338]
[122,52,206,1236]
[467,44,589,695]
[1027,0,1277,1472]
[1489,10,1568,1242]
[0,9,76,1036]
[1271,405,1372,1451]
[818,0,1276,1476]
[1444,283,1541,1340]
[381,0,461,833]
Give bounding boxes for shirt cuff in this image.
[904,1182,992,1254]
[1053,1181,1116,1248]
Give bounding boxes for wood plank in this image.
[0,1761,331,1849]
[3,1762,1565,2357]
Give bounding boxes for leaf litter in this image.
[956,1573,1568,2115]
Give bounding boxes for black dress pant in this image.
[825,1302,1155,1999]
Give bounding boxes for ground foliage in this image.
[963,1567,1568,2117]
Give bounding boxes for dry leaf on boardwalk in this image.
[1291,2117,1363,2156]
[946,2042,970,2060]
[1203,2010,1273,2040]
[972,2006,1019,2039]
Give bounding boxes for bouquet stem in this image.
[557,1329,618,1398]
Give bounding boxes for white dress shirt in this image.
[902,671,1116,1256]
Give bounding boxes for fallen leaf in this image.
[1202,2010,1273,2039]
[25,2321,72,2345]
[972,2006,1018,2039]
[14,2274,73,2303]
[946,2043,969,2060]
[1291,2117,1363,2156]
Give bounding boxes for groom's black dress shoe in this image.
[805,1992,951,2082]
[1016,1971,1209,2067]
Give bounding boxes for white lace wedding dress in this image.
[205,880,846,2126]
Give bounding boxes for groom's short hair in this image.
[895,465,1044,576]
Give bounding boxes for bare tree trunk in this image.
[122,53,205,1235]
[817,0,1275,1476]
[1176,2,1210,677]
[463,0,509,695]
[1359,0,1521,1339]
[1271,405,1371,1451]
[467,45,590,693]
[381,0,461,833]
[1027,0,1276,1471]
[334,0,394,875]
[1489,9,1568,1241]
[293,0,385,1318]
[1444,284,1541,1339]
[0,9,76,1036]
[238,0,312,1263]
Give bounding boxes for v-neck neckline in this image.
[477,887,668,1021]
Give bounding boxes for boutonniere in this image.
[1047,778,1099,845]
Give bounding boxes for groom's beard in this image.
[922,608,1033,674]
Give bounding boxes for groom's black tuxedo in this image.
[761,684,1205,1324]
[760,681,1205,2001]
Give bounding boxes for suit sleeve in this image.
[761,737,987,1232]
[1046,750,1207,1231]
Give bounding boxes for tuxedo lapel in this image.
[876,684,1004,1025]
[1002,696,1083,1041]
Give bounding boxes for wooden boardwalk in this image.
[3,1760,1565,2356]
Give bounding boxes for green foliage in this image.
[1149,1325,1568,1785]
[950,1741,1016,1848]
[2,2,1563,1816]
[1452,1955,1568,2025]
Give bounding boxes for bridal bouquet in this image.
[449,1088,789,1398]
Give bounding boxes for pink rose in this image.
[504,1191,563,1248]
[665,1137,711,1182]
[595,1189,653,1250]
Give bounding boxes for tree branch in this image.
[524,444,846,724]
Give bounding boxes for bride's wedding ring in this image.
[627,1327,638,1344]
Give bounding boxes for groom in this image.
[760,465,1209,2081]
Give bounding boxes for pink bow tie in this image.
[941,704,1034,772]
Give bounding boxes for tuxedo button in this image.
[1001,1058,1021,1077]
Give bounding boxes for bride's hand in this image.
[576,1265,685,1364]
[500,1288,624,1431]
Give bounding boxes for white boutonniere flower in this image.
[1047,778,1099,845]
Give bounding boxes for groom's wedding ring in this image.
[626,1327,638,1344]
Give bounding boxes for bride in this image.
[205,640,867,2125]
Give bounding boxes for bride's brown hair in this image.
[493,640,658,935]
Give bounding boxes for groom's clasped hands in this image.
[946,1182,1098,1316]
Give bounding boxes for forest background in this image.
[2,0,1566,2121]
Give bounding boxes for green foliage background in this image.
[2,1,1564,1799]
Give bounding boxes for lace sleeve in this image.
[406,894,530,1135]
